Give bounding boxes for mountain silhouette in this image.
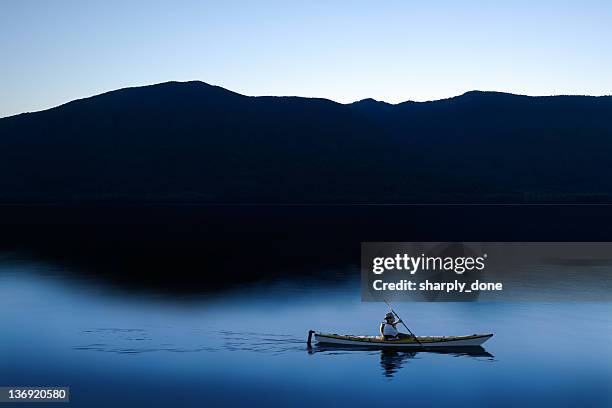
[1,81,611,203]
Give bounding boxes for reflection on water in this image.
[377,348,495,378]
[1,260,612,407]
[309,345,494,378]
[379,350,418,377]
[380,347,495,378]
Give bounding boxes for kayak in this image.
[311,331,493,348]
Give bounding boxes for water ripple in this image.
[74,328,306,355]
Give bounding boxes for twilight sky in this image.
[1,0,611,117]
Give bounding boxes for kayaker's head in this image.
[384,312,394,322]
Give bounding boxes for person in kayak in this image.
[380,312,411,340]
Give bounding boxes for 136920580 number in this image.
[0,387,70,403]
[9,389,66,399]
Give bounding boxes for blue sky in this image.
[1,0,611,117]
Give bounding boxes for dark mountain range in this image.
[1,81,611,203]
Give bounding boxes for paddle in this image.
[383,299,426,349]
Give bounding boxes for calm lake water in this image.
[1,258,612,407]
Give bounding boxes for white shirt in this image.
[381,321,399,336]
